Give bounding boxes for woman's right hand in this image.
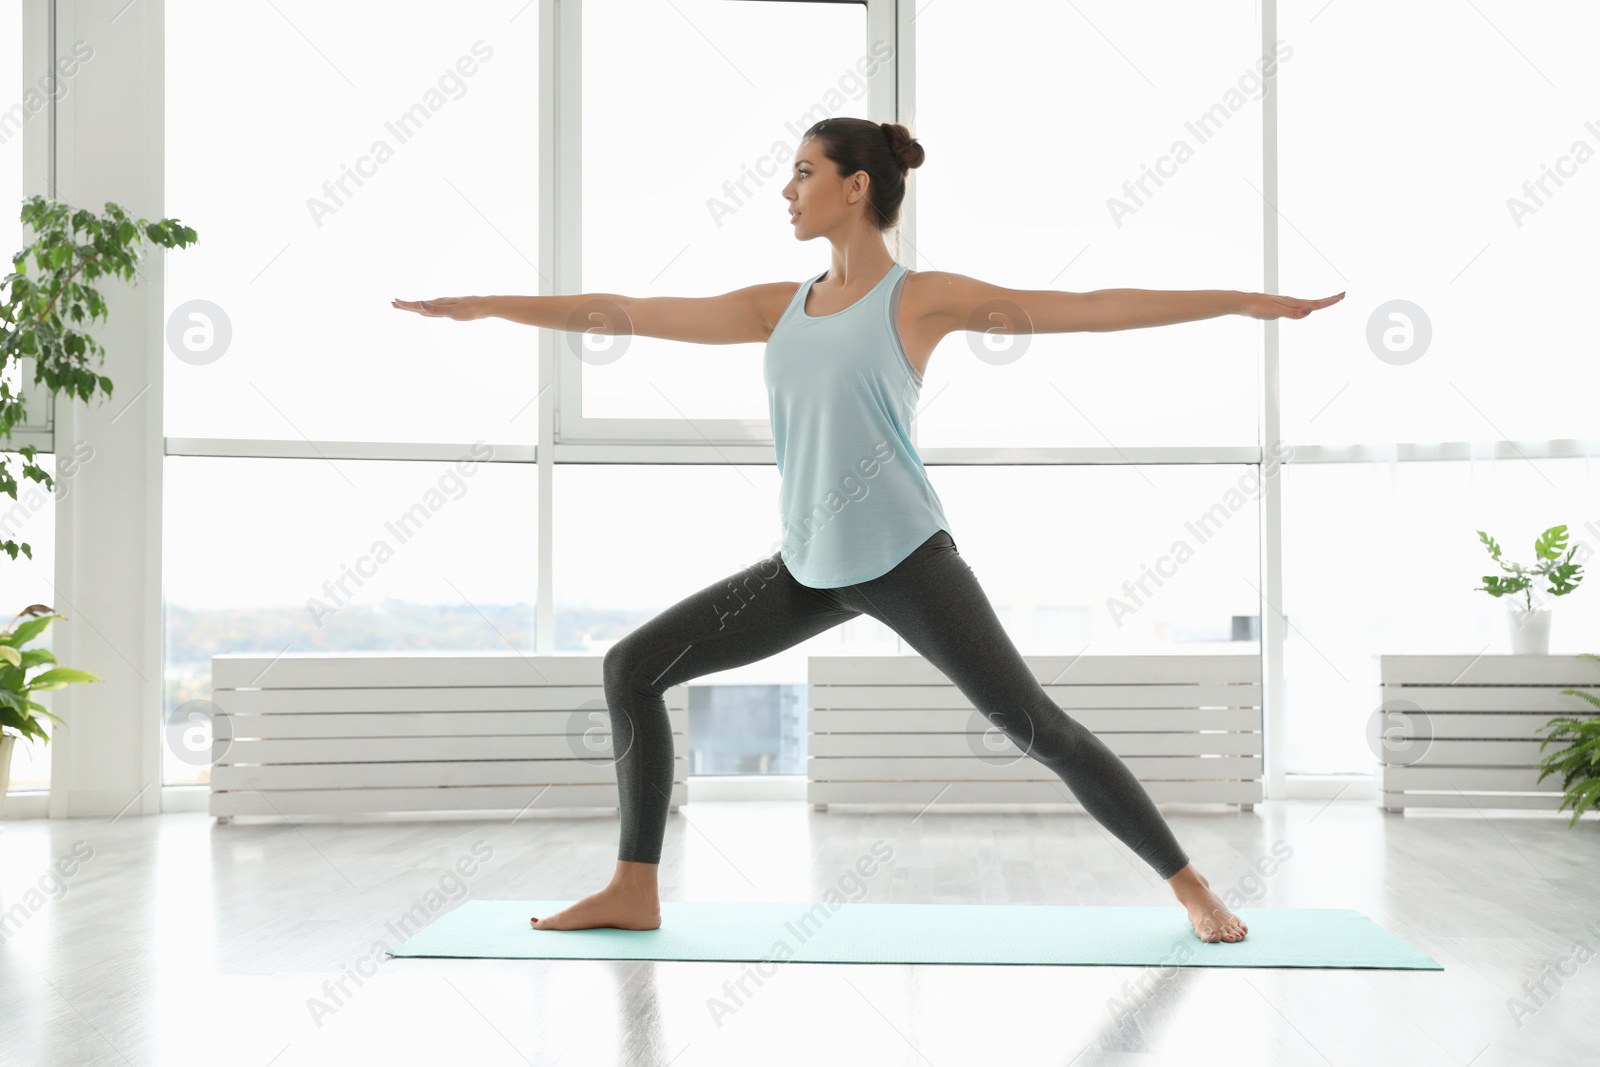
[391,296,486,321]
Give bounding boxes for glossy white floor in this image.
[2,798,1597,1066]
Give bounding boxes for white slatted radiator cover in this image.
[807,653,1262,810]
[209,653,685,820]
[1377,654,1600,813]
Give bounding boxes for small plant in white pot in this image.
[0,604,103,815]
[1474,524,1585,654]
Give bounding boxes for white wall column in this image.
[48,0,165,818]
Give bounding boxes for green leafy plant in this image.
[1474,524,1585,613]
[0,604,102,748]
[0,194,198,562]
[1537,652,1600,828]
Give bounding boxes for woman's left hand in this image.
[1239,291,1345,320]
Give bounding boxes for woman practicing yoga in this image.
[393,117,1342,943]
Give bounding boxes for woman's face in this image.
[781,138,864,238]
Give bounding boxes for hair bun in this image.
[880,122,925,171]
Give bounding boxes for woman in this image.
[394,117,1342,943]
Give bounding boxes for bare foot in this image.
[532,864,662,931]
[1168,866,1248,943]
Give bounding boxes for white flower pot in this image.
[1507,605,1552,655]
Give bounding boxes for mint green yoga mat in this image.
[385,901,1441,969]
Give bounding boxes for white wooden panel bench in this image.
[209,652,685,821]
[1377,654,1600,814]
[807,653,1262,811]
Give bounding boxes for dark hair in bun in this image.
[802,116,924,232]
[880,122,925,171]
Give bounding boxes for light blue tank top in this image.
[762,261,952,588]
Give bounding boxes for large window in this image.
[118,0,1600,798]
[161,455,537,785]
[1279,0,1600,444]
[914,0,1263,448]
[1273,1,1600,773]
[163,0,541,444]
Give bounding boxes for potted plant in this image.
[1,194,197,563]
[1474,525,1585,654]
[0,604,102,815]
[1537,652,1600,828]
[0,195,195,814]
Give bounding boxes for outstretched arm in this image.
[920,272,1344,334]
[391,282,797,345]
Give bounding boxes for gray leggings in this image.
[601,529,1191,880]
